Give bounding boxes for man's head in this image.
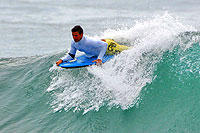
[71,25,83,42]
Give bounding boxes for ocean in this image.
[0,0,200,132]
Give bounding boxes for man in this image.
[56,25,108,66]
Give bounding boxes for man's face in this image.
[72,32,83,42]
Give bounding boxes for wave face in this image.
[48,13,198,114]
[1,13,200,132]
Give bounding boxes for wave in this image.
[45,13,199,114]
[1,13,198,115]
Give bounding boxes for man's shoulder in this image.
[84,36,101,43]
[71,40,75,45]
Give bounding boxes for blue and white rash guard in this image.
[61,36,108,62]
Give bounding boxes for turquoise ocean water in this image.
[0,0,200,132]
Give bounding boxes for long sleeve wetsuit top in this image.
[62,36,108,62]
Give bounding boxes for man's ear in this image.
[101,39,106,42]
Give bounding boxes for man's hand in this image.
[92,59,102,66]
[56,59,63,66]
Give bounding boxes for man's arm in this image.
[56,43,77,66]
[56,53,76,66]
[97,41,108,60]
[92,40,108,65]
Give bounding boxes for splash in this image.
[47,13,196,114]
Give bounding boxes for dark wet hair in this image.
[71,25,83,34]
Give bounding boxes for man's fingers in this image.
[56,60,63,66]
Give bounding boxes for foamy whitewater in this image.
[0,0,200,132]
[47,13,197,114]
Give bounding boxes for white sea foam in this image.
[47,13,196,114]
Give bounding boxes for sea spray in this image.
[47,13,197,114]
